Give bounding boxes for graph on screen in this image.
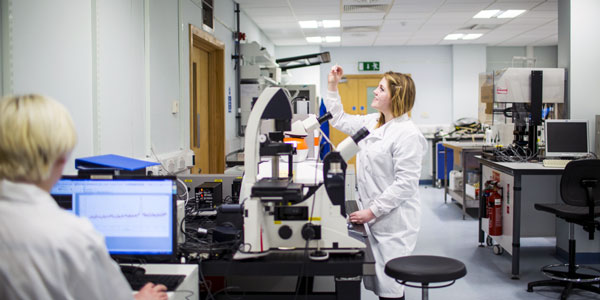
[77,194,171,237]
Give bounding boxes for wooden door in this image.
[330,75,382,166]
[190,46,210,174]
[189,25,225,174]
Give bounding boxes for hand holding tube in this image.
[328,65,344,92]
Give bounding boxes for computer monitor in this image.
[544,119,589,158]
[50,175,177,262]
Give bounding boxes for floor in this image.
[360,185,600,300]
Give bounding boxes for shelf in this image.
[447,189,479,208]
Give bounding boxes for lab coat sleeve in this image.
[324,90,376,135]
[67,224,134,300]
[369,133,424,217]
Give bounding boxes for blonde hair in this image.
[376,71,416,128]
[0,94,77,183]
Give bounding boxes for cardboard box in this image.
[466,183,479,199]
[479,73,494,103]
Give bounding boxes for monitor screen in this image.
[50,176,177,260]
[544,119,589,157]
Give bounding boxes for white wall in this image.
[97,0,146,158]
[319,46,454,126]
[10,0,94,173]
[570,0,600,153]
[2,0,274,173]
[487,46,558,72]
[452,45,486,121]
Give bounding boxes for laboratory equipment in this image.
[235,87,368,260]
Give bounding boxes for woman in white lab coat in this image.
[325,66,427,300]
[0,95,167,300]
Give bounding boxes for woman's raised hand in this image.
[327,65,344,91]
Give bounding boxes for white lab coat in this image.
[325,91,427,297]
[0,180,134,300]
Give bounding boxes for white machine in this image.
[235,87,368,260]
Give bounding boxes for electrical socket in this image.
[179,157,186,170]
[167,159,175,173]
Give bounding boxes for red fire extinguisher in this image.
[485,181,502,236]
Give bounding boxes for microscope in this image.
[234,87,368,260]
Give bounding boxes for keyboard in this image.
[123,273,185,291]
[542,159,571,168]
[345,200,360,215]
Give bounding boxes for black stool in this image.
[385,255,467,300]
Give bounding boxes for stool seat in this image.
[385,255,467,284]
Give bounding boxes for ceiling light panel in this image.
[462,33,483,40]
[306,36,322,43]
[473,10,500,18]
[497,10,526,18]
[299,20,319,28]
[444,34,464,40]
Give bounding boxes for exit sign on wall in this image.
[358,61,380,71]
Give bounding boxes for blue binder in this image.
[75,154,159,172]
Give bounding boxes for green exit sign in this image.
[358,61,380,71]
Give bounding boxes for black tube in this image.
[351,127,370,144]
[317,112,332,124]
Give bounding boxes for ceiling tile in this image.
[405,38,442,45]
[239,0,557,47]
[437,2,490,12]
[534,1,558,11]
[374,36,410,46]
[524,10,557,18]
[243,7,293,17]
[341,19,383,27]
[532,34,558,46]
[258,22,301,30]
[292,5,339,16]
[386,12,431,20]
[389,3,439,13]
[487,1,543,10]
[271,38,308,46]
[380,20,423,32]
[254,16,298,23]
[238,0,289,8]
[342,12,386,20]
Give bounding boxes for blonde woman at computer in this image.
[0,95,167,300]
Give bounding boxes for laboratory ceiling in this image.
[235,0,558,47]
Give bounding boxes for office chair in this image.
[385,255,466,300]
[527,159,600,299]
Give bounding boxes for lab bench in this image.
[442,142,487,219]
[427,133,484,188]
[476,157,562,279]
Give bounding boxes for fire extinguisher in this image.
[485,181,502,236]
